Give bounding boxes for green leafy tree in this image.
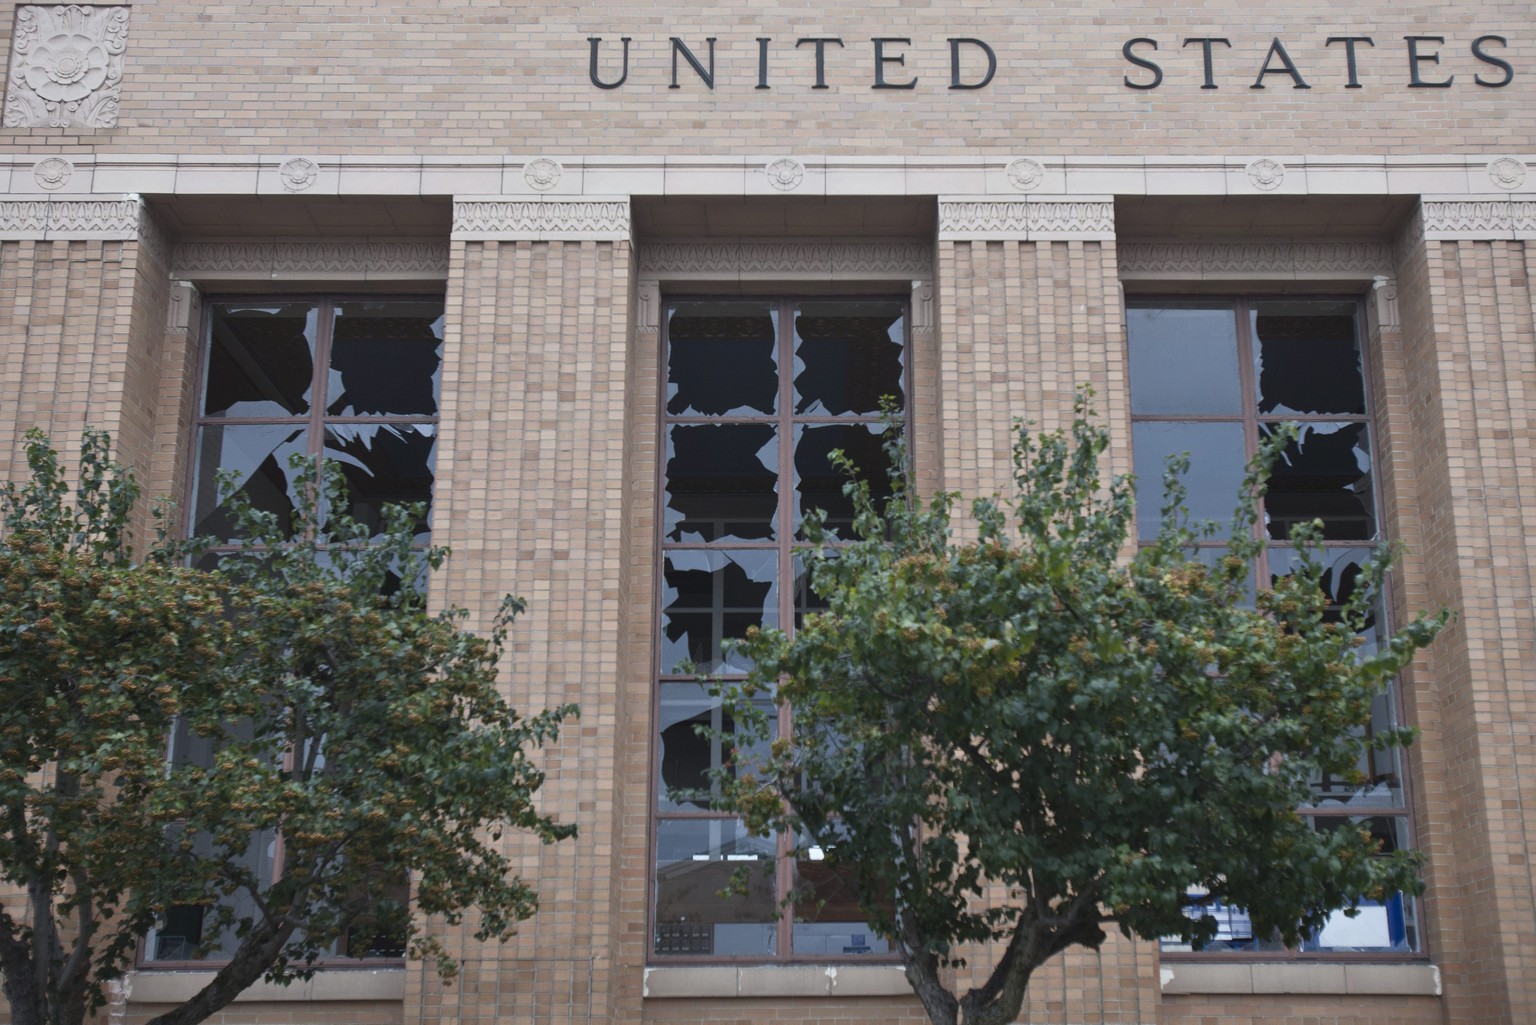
[0,430,575,1025]
[719,399,1447,1025]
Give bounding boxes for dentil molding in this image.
[452,198,630,240]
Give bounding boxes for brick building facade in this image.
[0,2,1533,1023]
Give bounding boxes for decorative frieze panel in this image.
[1421,197,1536,240]
[452,199,630,240]
[639,240,930,279]
[1118,241,1394,281]
[937,198,1114,241]
[0,195,144,239]
[3,5,130,129]
[171,240,451,280]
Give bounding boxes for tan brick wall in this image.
[0,3,1529,156]
[1386,228,1536,1025]
[0,235,172,538]
[407,237,637,1024]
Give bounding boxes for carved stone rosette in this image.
[4,5,131,129]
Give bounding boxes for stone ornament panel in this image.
[1118,241,1394,280]
[171,240,451,280]
[938,198,1115,240]
[0,195,140,238]
[638,240,931,279]
[4,5,130,129]
[452,198,630,240]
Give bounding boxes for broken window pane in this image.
[794,423,895,539]
[657,683,776,811]
[793,301,905,417]
[203,303,317,418]
[191,425,307,540]
[654,819,777,957]
[1302,816,1416,952]
[1127,302,1242,416]
[1253,301,1365,417]
[668,302,779,417]
[1261,422,1375,541]
[660,551,777,675]
[664,424,778,543]
[327,301,443,417]
[323,424,436,540]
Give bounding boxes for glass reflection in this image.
[668,303,779,417]
[327,302,444,417]
[1253,301,1364,417]
[1126,303,1242,416]
[794,423,895,539]
[654,819,777,957]
[793,301,905,416]
[1132,422,1247,540]
[191,425,307,540]
[661,551,777,675]
[203,303,317,418]
[792,837,892,957]
[1261,422,1375,541]
[665,424,778,543]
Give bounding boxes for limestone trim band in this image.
[0,155,1530,200]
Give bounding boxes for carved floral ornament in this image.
[764,157,805,191]
[278,158,319,192]
[4,5,130,129]
[32,156,73,190]
[1005,158,1045,191]
[523,158,563,191]
[1246,158,1287,191]
[1488,157,1528,190]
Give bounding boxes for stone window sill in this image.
[127,967,404,1004]
[1160,962,1441,996]
[643,965,911,999]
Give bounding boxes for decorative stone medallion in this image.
[523,157,563,191]
[3,5,131,129]
[277,157,319,192]
[1488,157,1528,190]
[1005,157,1045,191]
[764,157,805,192]
[1246,158,1287,191]
[32,156,73,190]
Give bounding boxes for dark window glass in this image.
[203,303,317,418]
[327,302,443,417]
[668,303,779,417]
[655,297,906,962]
[794,301,905,416]
[1253,301,1365,416]
[323,424,437,539]
[1261,422,1374,540]
[664,424,779,543]
[794,423,896,539]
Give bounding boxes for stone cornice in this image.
[938,197,1115,241]
[1118,241,1394,281]
[452,198,630,241]
[171,240,450,281]
[639,240,931,279]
